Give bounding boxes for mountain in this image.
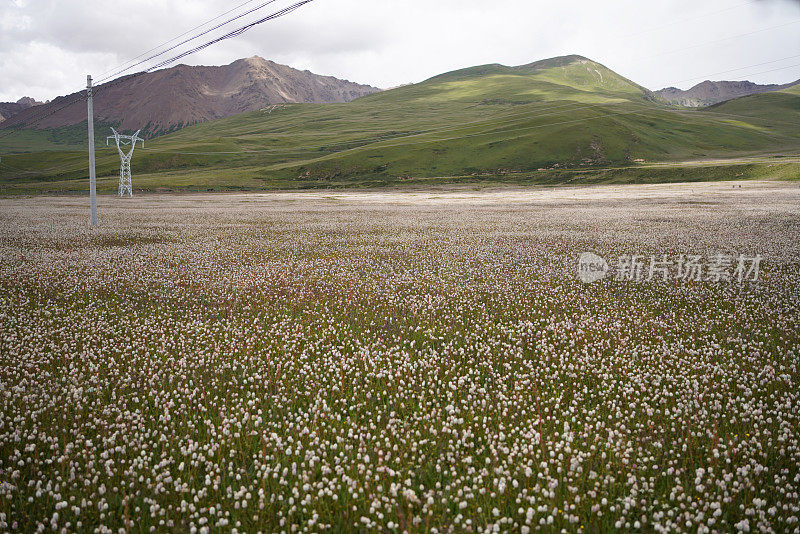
[655,79,800,107]
[0,57,379,137]
[0,97,44,123]
[413,54,661,104]
[2,54,798,192]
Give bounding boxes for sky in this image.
[1,0,799,102]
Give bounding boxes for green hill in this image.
[1,55,799,192]
[705,84,800,122]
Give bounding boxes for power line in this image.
[96,0,285,83]
[614,0,762,41]
[1,0,276,133]
[0,95,85,140]
[0,72,139,140]
[139,0,315,74]
[629,19,800,62]
[668,57,800,86]
[0,0,317,140]
[96,0,263,79]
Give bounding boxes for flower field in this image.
[1,183,799,533]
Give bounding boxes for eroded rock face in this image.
[1,57,380,137]
[0,96,44,123]
[656,79,800,107]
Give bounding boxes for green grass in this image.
[2,160,797,195]
[1,55,798,192]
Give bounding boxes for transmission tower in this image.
[107,128,144,197]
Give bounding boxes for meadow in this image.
[1,182,799,532]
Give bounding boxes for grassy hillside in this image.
[705,86,800,123]
[1,55,798,192]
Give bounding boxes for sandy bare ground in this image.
[3,179,799,209]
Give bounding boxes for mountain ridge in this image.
[0,57,380,138]
[0,97,45,124]
[656,79,800,107]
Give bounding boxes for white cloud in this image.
[1,0,799,102]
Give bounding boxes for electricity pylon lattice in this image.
[107,128,143,197]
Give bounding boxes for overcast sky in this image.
[1,0,799,102]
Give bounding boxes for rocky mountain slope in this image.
[0,57,379,137]
[0,97,44,123]
[656,79,800,107]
